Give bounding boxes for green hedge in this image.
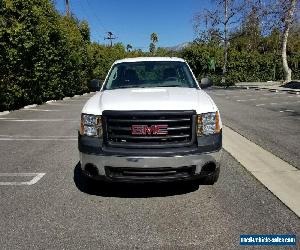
[0,0,89,111]
[1,0,299,111]
[181,43,300,86]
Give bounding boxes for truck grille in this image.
[103,110,196,148]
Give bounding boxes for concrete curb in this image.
[46,100,56,104]
[0,111,10,116]
[23,104,38,109]
[235,85,300,94]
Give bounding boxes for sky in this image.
[54,0,211,50]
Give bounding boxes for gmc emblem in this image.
[131,125,168,135]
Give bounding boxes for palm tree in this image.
[149,43,155,54]
[126,44,132,52]
[151,32,158,44]
[150,33,158,54]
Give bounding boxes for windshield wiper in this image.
[155,85,183,87]
[111,85,143,89]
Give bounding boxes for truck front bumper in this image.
[79,150,222,183]
[78,132,222,183]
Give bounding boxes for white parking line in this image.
[0,135,76,138]
[0,138,77,141]
[0,173,45,186]
[0,119,77,122]
[22,109,62,112]
[279,110,295,113]
[47,102,83,106]
[0,135,77,140]
[263,93,285,96]
[236,99,256,102]
[255,100,300,106]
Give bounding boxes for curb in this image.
[236,86,300,94]
[0,111,10,116]
[23,104,38,109]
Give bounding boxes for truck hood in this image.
[82,87,218,115]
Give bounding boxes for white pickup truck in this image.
[78,57,222,185]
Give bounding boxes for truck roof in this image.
[114,57,186,64]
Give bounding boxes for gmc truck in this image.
[78,57,222,186]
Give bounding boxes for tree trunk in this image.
[222,0,228,85]
[281,0,297,82]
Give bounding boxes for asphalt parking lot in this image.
[0,91,299,249]
[207,88,300,168]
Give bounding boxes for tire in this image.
[201,167,220,185]
[74,163,97,193]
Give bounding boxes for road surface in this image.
[0,91,299,249]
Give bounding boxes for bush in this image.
[0,0,89,111]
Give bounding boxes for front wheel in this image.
[200,167,220,185]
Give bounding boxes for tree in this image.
[194,0,246,84]
[0,0,90,111]
[149,32,158,54]
[79,20,91,43]
[149,43,155,54]
[126,44,132,52]
[281,0,298,82]
[240,6,261,51]
[258,0,299,81]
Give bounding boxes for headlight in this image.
[80,114,102,137]
[197,111,221,136]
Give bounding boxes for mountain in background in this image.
[163,42,190,51]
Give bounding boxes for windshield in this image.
[103,61,198,90]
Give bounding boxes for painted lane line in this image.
[279,110,295,113]
[46,102,83,106]
[223,126,300,217]
[236,99,256,102]
[0,119,77,122]
[0,135,76,138]
[0,173,45,186]
[258,95,299,100]
[22,109,63,112]
[263,93,285,96]
[255,100,300,106]
[0,138,77,141]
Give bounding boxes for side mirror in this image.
[90,79,100,91]
[200,77,213,89]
